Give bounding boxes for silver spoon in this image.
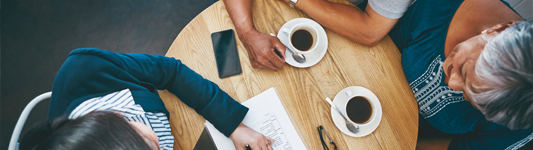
[283,44,306,63]
[325,97,360,133]
[270,33,306,63]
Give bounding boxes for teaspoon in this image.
[325,97,360,133]
[270,33,306,63]
[283,43,306,63]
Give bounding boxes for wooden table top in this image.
[159,0,418,149]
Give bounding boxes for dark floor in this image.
[1,0,215,149]
[3,0,533,150]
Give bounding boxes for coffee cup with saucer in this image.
[277,18,328,68]
[281,23,319,55]
[330,86,383,137]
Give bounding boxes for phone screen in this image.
[211,29,242,78]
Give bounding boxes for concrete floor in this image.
[1,0,215,149]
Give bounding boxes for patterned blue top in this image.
[409,56,465,121]
[389,0,533,149]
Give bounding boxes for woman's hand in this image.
[239,30,286,71]
[230,123,275,150]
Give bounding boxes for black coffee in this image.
[291,29,313,51]
[346,96,373,124]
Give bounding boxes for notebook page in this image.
[205,87,307,150]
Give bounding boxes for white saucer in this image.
[331,86,382,137]
[277,18,328,68]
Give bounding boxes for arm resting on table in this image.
[223,0,286,71]
[115,51,248,137]
[71,48,248,137]
[295,0,398,46]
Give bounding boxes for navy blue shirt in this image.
[389,0,533,149]
[49,48,248,137]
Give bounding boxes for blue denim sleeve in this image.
[54,48,247,137]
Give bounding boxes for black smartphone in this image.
[211,29,242,78]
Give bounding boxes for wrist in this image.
[230,123,246,138]
[238,29,258,42]
[236,25,257,36]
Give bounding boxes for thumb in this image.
[272,37,286,59]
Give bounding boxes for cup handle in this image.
[282,28,291,35]
[345,90,353,98]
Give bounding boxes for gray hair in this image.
[467,20,533,130]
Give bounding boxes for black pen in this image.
[246,144,252,150]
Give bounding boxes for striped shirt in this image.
[69,89,174,150]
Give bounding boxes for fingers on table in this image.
[249,136,275,150]
[255,56,276,71]
[249,142,264,150]
[256,52,282,71]
[271,37,287,59]
[267,137,275,150]
[266,136,275,144]
[267,48,285,71]
[236,145,246,150]
[247,48,275,71]
[250,59,260,69]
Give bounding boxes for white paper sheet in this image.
[205,87,307,150]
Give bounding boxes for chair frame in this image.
[8,92,52,150]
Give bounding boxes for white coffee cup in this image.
[345,90,376,125]
[281,23,319,54]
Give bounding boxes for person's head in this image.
[20,111,162,150]
[443,20,533,130]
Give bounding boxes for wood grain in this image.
[161,0,418,149]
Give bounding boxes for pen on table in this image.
[246,144,252,150]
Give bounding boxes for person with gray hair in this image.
[387,0,533,149]
[468,21,533,131]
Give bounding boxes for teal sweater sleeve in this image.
[50,48,247,137]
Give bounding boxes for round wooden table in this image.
[158,0,418,149]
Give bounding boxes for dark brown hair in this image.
[19,111,152,150]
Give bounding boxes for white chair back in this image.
[8,92,52,150]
